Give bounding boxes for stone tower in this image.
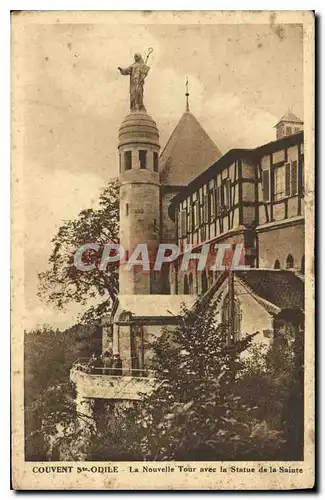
[118,111,161,294]
[275,110,303,139]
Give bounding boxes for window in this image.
[153,152,159,172]
[126,203,129,216]
[208,188,215,220]
[184,275,189,294]
[274,165,285,201]
[284,161,298,197]
[286,126,292,135]
[294,127,300,133]
[286,254,294,269]
[178,208,186,238]
[139,150,147,169]
[222,294,241,343]
[201,271,208,294]
[216,185,222,216]
[124,151,132,171]
[192,201,200,230]
[187,204,192,233]
[119,154,122,174]
[262,169,270,202]
[274,259,281,269]
[202,194,209,224]
[221,179,231,209]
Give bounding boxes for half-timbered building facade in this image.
[169,130,304,295]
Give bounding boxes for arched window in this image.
[286,254,294,269]
[301,255,305,274]
[201,270,208,294]
[274,259,281,269]
[222,294,241,343]
[184,275,189,294]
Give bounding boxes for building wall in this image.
[213,278,274,359]
[161,187,179,244]
[258,142,304,226]
[257,221,305,270]
[172,134,304,293]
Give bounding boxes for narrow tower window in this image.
[153,152,159,172]
[124,151,132,171]
[139,150,147,169]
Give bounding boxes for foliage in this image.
[130,299,284,461]
[38,178,119,323]
[25,302,303,462]
[24,324,98,461]
[86,401,145,461]
[237,327,304,460]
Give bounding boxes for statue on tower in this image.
[118,52,151,112]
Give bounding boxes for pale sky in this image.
[19,20,303,330]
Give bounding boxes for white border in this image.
[3,2,321,497]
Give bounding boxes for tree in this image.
[131,298,284,461]
[38,178,119,323]
[237,316,304,460]
[24,324,99,461]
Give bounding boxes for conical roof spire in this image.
[160,111,222,185]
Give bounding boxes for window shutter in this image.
[209,189,215,220]
[188,207,192,233]
[262,170,270,202]
[195,202,200,229]
[285,162,291,197]
[216,186,221,216]
[291,161,298,195]
[203,194,208,223]
[178,209,183,237]
[226,179,231,208]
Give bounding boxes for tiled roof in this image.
[160,111,222,186]
[236,270,304,312]
[276,111,303,126]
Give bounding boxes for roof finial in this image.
[185,77,190,112]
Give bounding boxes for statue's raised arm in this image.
[118,53,150,112]
[118,66,132,76]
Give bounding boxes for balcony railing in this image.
[70,359,157,400]
[72,358,156,378]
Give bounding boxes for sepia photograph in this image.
[11,10,314,490]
